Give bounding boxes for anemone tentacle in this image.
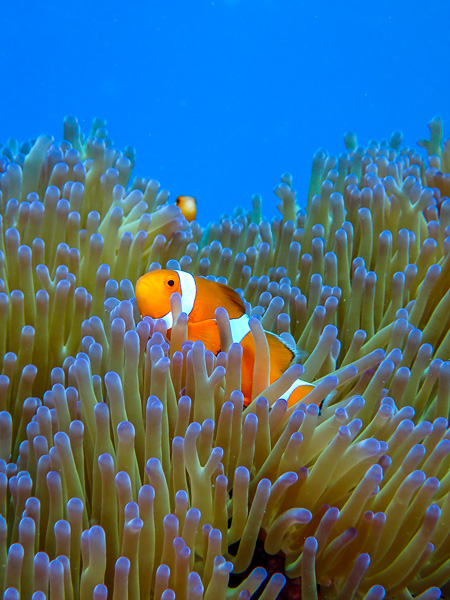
[0,115,448,599]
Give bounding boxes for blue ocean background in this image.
[2,0,449,225]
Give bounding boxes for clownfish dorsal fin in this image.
[187,319,221,354]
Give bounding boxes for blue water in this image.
[2,0,449,224]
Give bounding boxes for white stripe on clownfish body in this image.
[228,313,252,344]
[158,270,197,330]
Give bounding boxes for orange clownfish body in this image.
[176,196,197,222]
[135,269,315,407]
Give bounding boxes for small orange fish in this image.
[135,269,314,407]
[176,196,197,222]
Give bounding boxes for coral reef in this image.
[0,114,448,599]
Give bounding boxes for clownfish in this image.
[135,269,315,407]
[176,196,197,222]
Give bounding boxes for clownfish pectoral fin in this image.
[187,319,221,354]
[191,276,247,321]
[216,282,247,317]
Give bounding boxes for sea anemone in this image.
[0,115,448,599]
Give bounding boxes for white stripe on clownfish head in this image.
[158,270,197,330]
[176,270,197,316]
[159,310,174,330]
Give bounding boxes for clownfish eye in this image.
[167,279,175,287]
